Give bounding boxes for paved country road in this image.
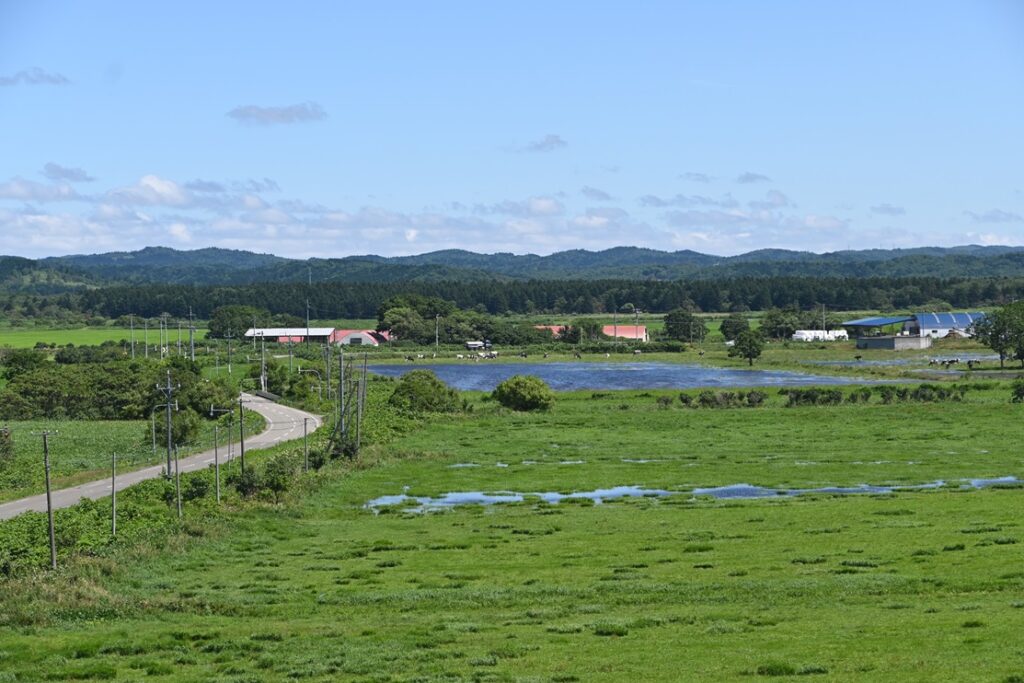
[0,394,322,521]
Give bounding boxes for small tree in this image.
[231,468,261,498]
[729,330,764,366]
[719,313,750,341]
[1012,379,1024,403]
[971,302,1024,369]
[492,375,555,411]
[388,370,460,413]
[263,454,295,503]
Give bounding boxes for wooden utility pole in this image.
[303,418,309,472]
[111,451,117,537]
[238,397,246,475]
[157,371,175,478]
[42,432,57,570]
[214,425,221,503]
[173,446,182,519]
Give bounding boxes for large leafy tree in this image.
[759,307,801,339]
[719,313,750,341]
[728,330,765,366]
[972,301,1024,368]
[663,308,708,342]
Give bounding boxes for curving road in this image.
[0,394,322,521]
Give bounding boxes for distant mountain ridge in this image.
[2,244,1022,290]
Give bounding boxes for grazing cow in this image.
[574,352,582,359]
[543,353,549,359]
[456,354,464,359]
[633,349,642,355]
[405,355,415,362]
[605,353,610,358]
[854,355,862,361]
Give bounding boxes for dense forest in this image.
[2,246,1023,321]
[0,245,1022,292]
[0,275,1018,321]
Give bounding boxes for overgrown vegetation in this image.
[388,369,461,413]
[492,375,556,411]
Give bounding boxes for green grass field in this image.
[0,326,209,349]
[0,382,1021,681]
[0,412,265,503]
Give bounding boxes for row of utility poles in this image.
[34,315,362,573]
[127,311,197,361]
[33,360,256,570]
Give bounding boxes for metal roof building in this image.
[841,315,914,328]
[909,312,986,338]
[244,327,336,343]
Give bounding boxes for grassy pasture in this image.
[0,326,209,349]
[0,412,265,503]
[0,383,1021,680]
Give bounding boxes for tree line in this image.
[4,275,1020,321]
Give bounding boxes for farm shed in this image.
[331,329,390,346]
[244,327,336,344]
[603,325,649,342]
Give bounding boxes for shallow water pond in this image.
[364,477,1019,512]
[370,361,880,391]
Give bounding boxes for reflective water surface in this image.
[370,361,881,391]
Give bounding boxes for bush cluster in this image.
[678,389,767,409]
[1012,378,1024,403]
[388,370,461,413]
[492,375,555,411]
[873,384,968,405]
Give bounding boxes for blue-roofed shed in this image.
[841,315,914,328]
[909,312,986,338]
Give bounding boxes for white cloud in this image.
[736,172,771,184]
[965,209,1022,223]
[639,193,740,209]
[107,175,189,206]
[168,223,192,242]
[522,134,567,152]
[581,186,612,201]
[42,163,94,183]
[227,102,327,125]
[870,203,905,216]
[475,196,565,217]
[0,177,78,202]
[748,190,790,210]
[0,67,70,86]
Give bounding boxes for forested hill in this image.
[5,244,1024,289]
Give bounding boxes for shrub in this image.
[655,395,674,409]
[183,477,210,501]
[678,392,693,407]
[745,390,767,407]
[388,370,460,413]
[1012,379,1024,403]
[696,390,718,408]
[263,454,297,503]
[492,375,555,411]
[231,468,262,498]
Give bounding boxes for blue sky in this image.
[1,1,1022,258]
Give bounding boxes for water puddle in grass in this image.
[364,485,671,513]
[364,477,1020,513]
